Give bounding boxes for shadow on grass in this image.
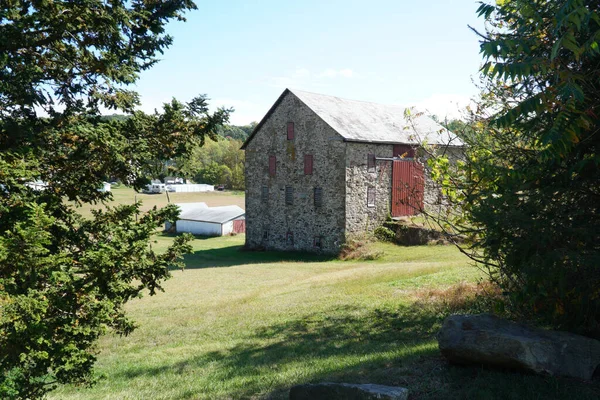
[179,245,336,269]
[111,305,600,400]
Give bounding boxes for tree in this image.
[175,136,246,189]
[197,161,232,186]
[428,0,600,336]
[0,1,231,398]
[216,124,252,141]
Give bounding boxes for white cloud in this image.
[318,68,337,78]
[318,68,354,78]
[292,68,310,78]
[404,93,474,121]
[268,67,312,88]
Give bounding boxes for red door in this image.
[391,160,424,216]
[233,219,246,233]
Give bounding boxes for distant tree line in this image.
[175,134,248,189]
[215,122,256,141]
[109,119,255,189]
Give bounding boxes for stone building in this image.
[241,89,462,253]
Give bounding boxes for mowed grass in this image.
[48,234,600,400]
[72,186,244,218]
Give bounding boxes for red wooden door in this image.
[233,219,246,233]
[391,160,424,216]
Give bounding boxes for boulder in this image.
[438,313,600,380]
[289,382,409,400]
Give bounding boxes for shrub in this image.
[425,0,600,337]
[374,226,395,242]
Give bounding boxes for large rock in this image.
[438,313,600,380]
[289,382,409,400]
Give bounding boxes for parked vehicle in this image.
[143,183,166,194]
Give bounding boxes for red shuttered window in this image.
[269,155,276,176]
[304,154,313,175]
[287,122,294,140]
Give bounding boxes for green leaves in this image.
[455,0,600,337]
[0,0,197,118]
[0,1,232,399]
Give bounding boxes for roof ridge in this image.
[242,88,463,149]
[289,88,406,109]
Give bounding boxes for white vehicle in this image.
[144,183,166,194]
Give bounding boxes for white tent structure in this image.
[166,184,214,193]
[98,182,111,192]
[165,203,245,236]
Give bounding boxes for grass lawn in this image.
[71,186,245,218]
[49,235,600,400]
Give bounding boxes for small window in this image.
[269,155,276,177]
[261,185,268,201]
[287,122,294,140]
[367,153,376,172]
[304,154,313,175]
[314,187,323,207]
[285,185,293,205]
[367,187,376,207]
[263,230,269,241]
[314,236,322,249]
[286,231,294,246]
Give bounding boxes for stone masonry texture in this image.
[244,91,460,254]
[244,91,347,253]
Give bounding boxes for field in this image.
[49,233,600,399]
[71,186,245,218]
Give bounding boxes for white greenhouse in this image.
[165,184,214,193]
[165,203,245,236]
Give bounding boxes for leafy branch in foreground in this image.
[0,1,231,398]
[423,0,600,337]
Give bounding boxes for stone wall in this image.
[344,142,394,234]
[344,143,463,233]
[421,145,464,215]
[244,90,465,253]
[244,91,347,253]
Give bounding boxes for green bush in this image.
[374,226,395,242]
[427,0,600,337]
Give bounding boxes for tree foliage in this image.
[176,137,245,189]
[428,0,600,336]
[215,122,256,141]
[0,1,231,398]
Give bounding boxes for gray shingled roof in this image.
[176,202,208,213]
[291,89,463,146]
[241,89,463,149]
[178,205,245,224]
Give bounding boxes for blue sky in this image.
[134,1,487,125]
